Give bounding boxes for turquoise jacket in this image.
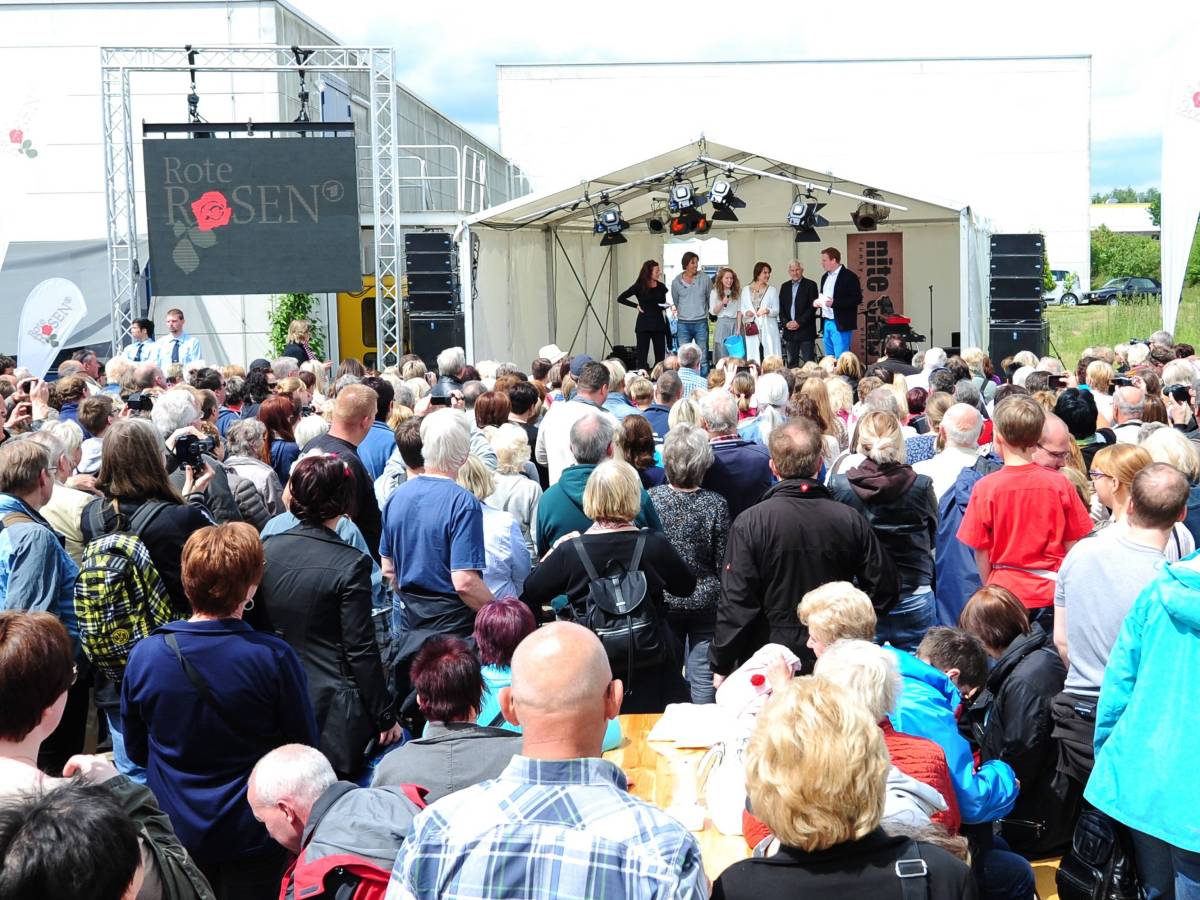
[887,646,1018,825]
[1086,553,1200,852]
[475,664,622,752]
[534,463,662,555]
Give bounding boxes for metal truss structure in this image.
[100,46,403,366]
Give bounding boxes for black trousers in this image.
[634,331,667,372]
[37,666,91,776]
[781,328,816,368]
[198,844,288,900]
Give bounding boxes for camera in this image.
[126,391,154,412]
[299,405,314,417]
[1166,384,1192,404]
[429,394,452,407]
[1048,374,1067,389]
[1113,376,1134,389]
[174,433,215,469]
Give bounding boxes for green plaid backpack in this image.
[75,499,175,682]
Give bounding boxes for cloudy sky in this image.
[290,0,1193,195]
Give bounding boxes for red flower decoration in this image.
[750,674,766,687]
[1194,91,1200,109]
[40,324,53,335]
[8,129,21,144]
[191,191,232,232]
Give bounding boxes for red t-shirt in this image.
[957,462,1093,608]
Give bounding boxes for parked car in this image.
[1081,277,1162,306]
[1043,270,1081,306]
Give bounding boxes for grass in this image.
[1045,286,1199,363]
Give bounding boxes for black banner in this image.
[143,137,362,296]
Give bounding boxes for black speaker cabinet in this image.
[406,271,458,313]
[990,234,1044,256]
[990,298,1045,320]
[991,255,1044,278]
[990,321,1049,361]
[990,276,1044,299]
[404,252,453,275]
[408,315,465,369]
[404,232,452,254]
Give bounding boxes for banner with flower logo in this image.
[18,278,88,380]
[141,137,362,296]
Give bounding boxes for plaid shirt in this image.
[678,367,706,398]
[387,756,708,900]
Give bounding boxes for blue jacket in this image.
[0,494,79,642]
[357,420,397,483]
[702,438,774,521]
[934,454,1002,626]
[1086,553,1200,852]
[887,646,1018,825]
[643,403,672,439]
[121,618,318,864]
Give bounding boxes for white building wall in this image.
[497,57,1092,291]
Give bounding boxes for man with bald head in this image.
[387,623,707,899]
[1032,413,1073,472]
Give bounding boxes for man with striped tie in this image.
[121,318,156,363]
[154,308,203,369]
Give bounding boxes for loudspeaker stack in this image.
[404,232,464,368]
[989,234,1049,361]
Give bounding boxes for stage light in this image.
[647,217,665,234]
[787,194,827,242]
[668,183,696,213]
[709,177,746,222]
[667,208,710,236]
[595,205,629,246]
[852,189,890,232]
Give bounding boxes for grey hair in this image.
[491,422,531,474]
[754,373,789,444]
[44,420,84,457]
[293,415,330,451]
[655,371,683,404]
[461,380,486,410]
[953,380,981,408]
[1149,330,1173,347]
[1115,385,1146,418]
[271,357,299,380]
[249,744,337,814]
[437,346,466,377]
[862,387,901,419]
[25,431,68,474]
[393,383,415,410]
[678,342,703,369]
[941,403,983,449]
[814,639,904,722]
[420,408,472,473]
[569,412,614,465]
[150,389,199,439]
[699,390,738,435]
[226,418,268,457]
[333,374,362,395]
[662,423,714,489]
[923,347,947,370]
[1037,357,1065,375]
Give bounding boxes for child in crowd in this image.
[75,394,114,475]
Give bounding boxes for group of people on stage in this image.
[617,248,864,372]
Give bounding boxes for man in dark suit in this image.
[816,246,863,358]
[777,260,820,367]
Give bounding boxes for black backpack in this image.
[570,530,664,692]
[1056,808,1140,900]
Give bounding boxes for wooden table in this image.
[603,713,751,880]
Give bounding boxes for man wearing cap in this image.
[534,359,616,485]
[538,344,568,370]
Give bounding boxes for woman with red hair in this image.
[257,394,299,486]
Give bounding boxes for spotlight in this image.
[787,195,827,243]
[594,205,629,246]
[709,177,746,222]
[647,217,665,234]
[668,182,696,213]
[668,209,710,236]
[852,189,890,232]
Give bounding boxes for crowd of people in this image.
[0,305,1199,900]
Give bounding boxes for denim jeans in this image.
[980,835,1036,900]
[668,615,716,704]
[822,318,853,357]
[105,709,147,784]
[1131,828,1200,899]
[876,588,936,654]
[676,319,710,374]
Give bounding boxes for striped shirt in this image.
[386,755,708,900]
[678,367,707,398]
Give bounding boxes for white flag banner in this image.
[1161,74,1200,334]
[17,278,88,381]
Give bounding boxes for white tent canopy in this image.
[454,137,989,366]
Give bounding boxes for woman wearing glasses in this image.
[1090,444,1195,561]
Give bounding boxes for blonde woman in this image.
[457,455,530,600]
[824,376,853,428]
[798,581,877,657]
[283,318,322,366]
[829,411,937,652]
[668,396,701,430]
[486,423,542,556]
[713,678,973,899]
[801,376,847,450]
[300,360,328,406]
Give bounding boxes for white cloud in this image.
[289,0,1199,184]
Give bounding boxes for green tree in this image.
[268,293,326,358]
[1090,226,1162,287]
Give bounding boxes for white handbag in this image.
[695,738,748,835]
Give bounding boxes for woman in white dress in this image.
[741,261,780,362]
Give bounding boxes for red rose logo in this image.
[191,191,232,232]
[40,324,52,335]
[1194,91,1200,108]
[8,129,21,144]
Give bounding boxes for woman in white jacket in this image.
[741,261,780,362]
